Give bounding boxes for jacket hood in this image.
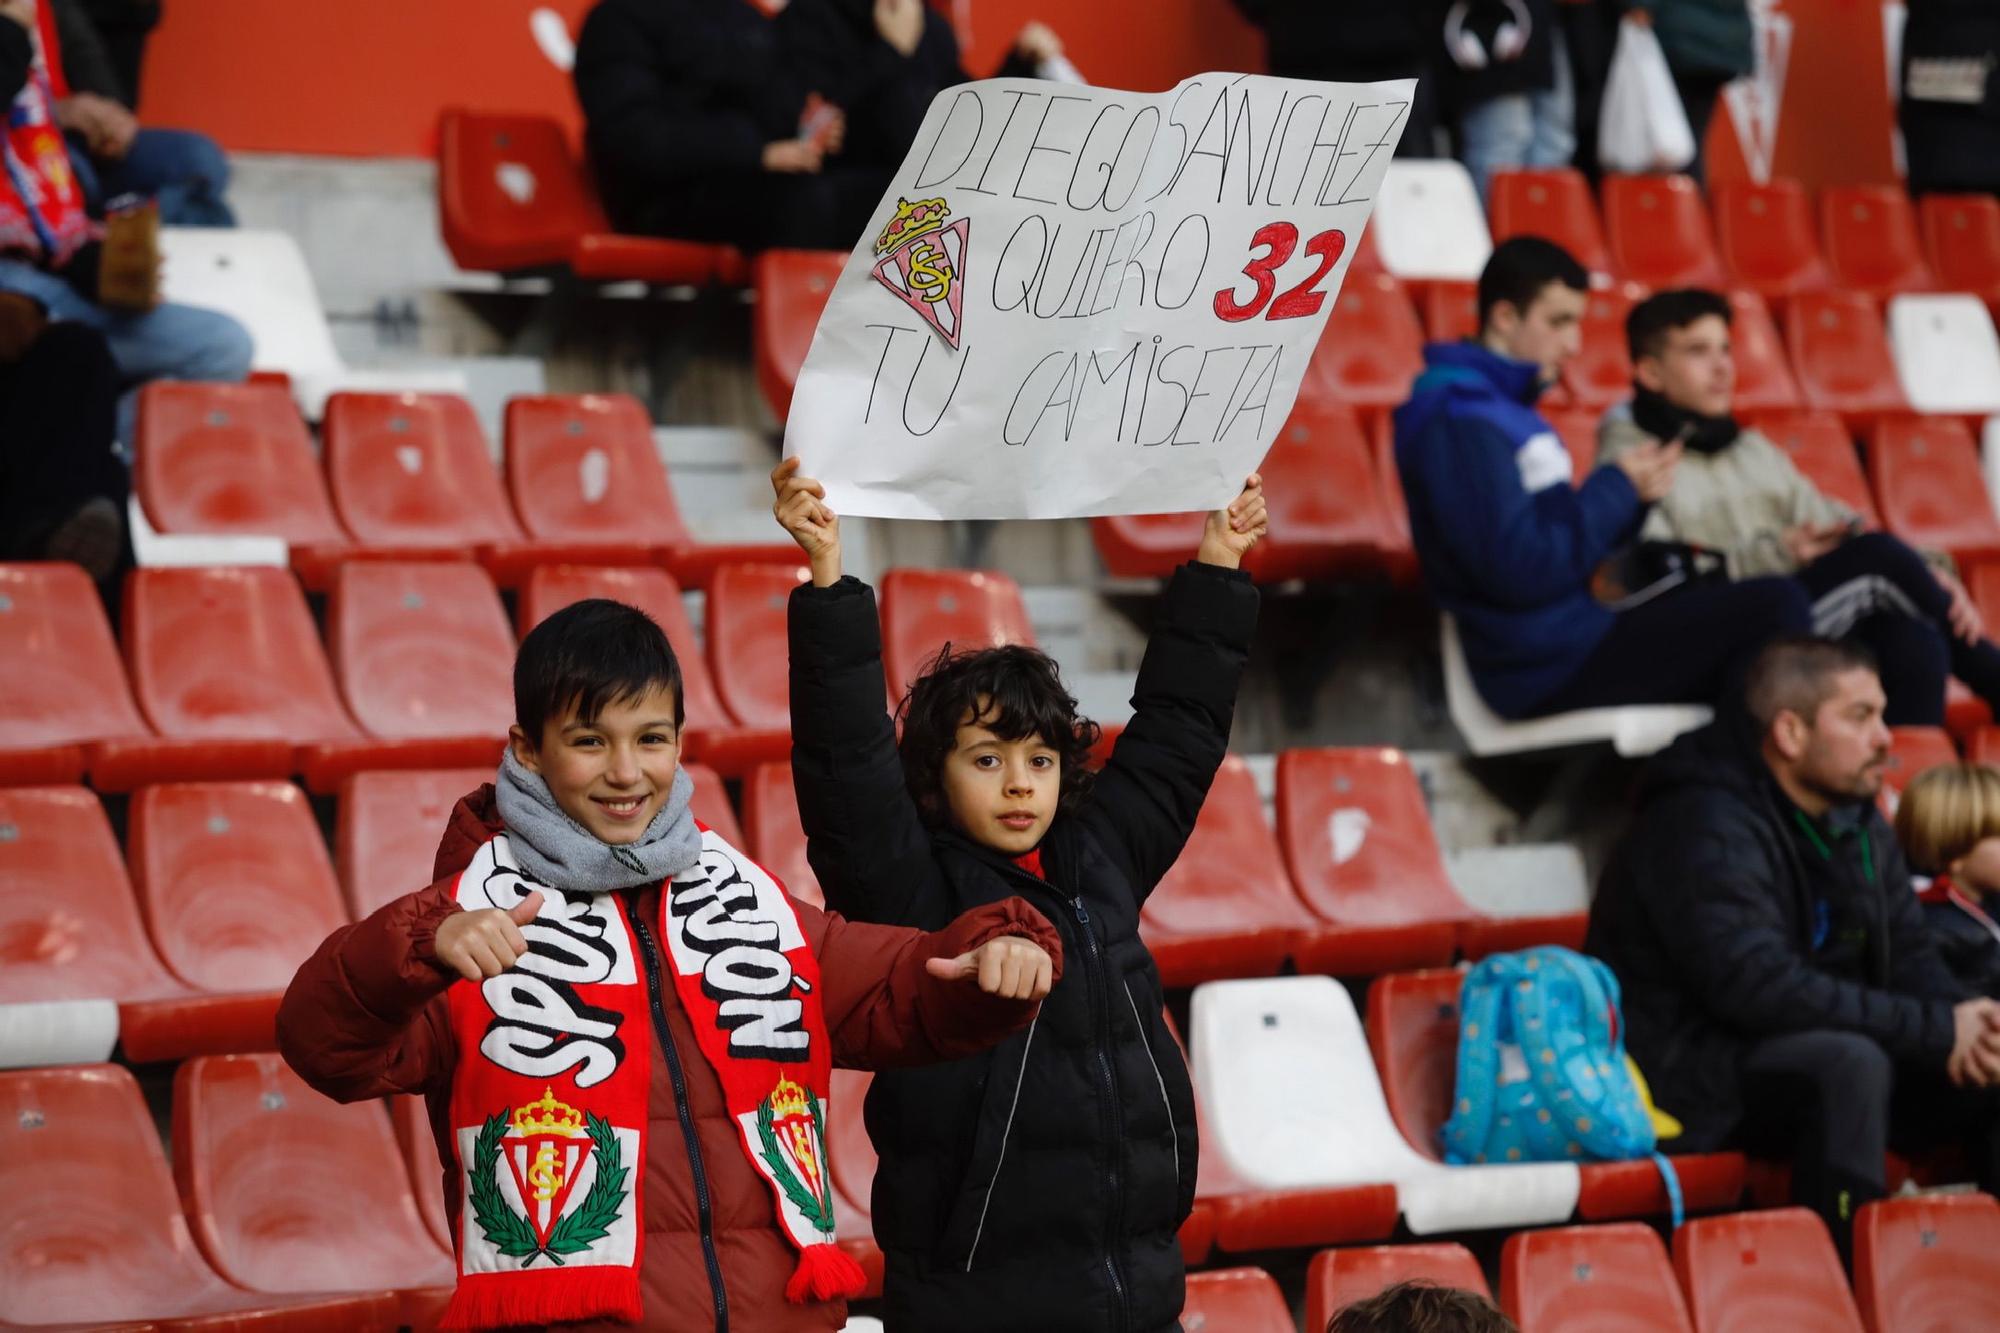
[1635,713,1769,808]
[1394,340,1546,439]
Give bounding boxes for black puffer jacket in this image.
[1587,715,1965,1150]
[788,562,1258,1333]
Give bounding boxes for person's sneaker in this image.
[42,496,122,582]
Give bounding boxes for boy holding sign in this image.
[775,457,1266,1331]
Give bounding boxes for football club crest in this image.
[470,1087,629,1267]
[871,196,970,349]
[756,1077,837,1239]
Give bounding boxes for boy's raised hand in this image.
[434,891,543,983]
[1196,473,1268,569]
[924,935,1055,1002]
[771,457,843,587]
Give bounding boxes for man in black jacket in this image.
[1589,635,2000,1254]
[773,458,1265,1332]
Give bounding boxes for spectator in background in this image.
[0,0,250,439]
[1622,0,1752,183]
[1589,636,2000,1258]
[0,298,126,582]
[44,0,232,225]
[779,0,1069,176]
[1896,764,2000,1000]
[574,0,883,252]
[1599,289,2000,728]
[1228,0,1438,157]
[1394,237,1809,721]
[1439,0,1575,201]
[1900,0,2000,197]
[1327,1281,1519,1333]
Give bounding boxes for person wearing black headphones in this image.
[1441,0,1574,201]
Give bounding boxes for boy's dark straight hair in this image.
[1476,235,1589,331]
[514,598,684,741]
[1626,287,1733,362]
[1327,1280,1520,1333]
[898,643,1101,828]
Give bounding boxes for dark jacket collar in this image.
[1419,340,1547,406]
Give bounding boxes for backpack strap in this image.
[1441,959,1511,1164]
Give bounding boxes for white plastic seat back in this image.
[0,999,118,1069]
[1890,294,2000,414]
[1446,843,1592,920]
[1190,975,1579,1233]
[1374,161,1493,282]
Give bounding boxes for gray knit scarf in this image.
[495,747,704,893]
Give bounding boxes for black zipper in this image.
[623,891,730,1333]
[1068,890,1131,1333]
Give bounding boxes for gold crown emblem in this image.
[768,1076,811,1121]
[875,197,950,255]
[511,1086,586,1137]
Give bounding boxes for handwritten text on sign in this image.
[786,74,1412,520]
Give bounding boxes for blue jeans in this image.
[0,258,253,449]
[1458,29,1579,202]
[67,127,236,227]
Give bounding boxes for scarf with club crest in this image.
[439,817,865,1328]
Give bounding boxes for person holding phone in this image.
[1599,288,2000,727]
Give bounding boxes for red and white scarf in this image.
[1,2,89,265]
[440,823,865,1329]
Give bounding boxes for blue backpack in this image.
[1439,946,1683,1226]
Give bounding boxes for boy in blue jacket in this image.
[1393,235,1810,719]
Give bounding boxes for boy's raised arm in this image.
[1084,475,1264,902]
[775,459,943,927]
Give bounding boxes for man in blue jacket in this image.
[1395,235,1810,720]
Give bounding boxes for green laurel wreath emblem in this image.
[757,1088,838,1239]
[469,1110,629,1268]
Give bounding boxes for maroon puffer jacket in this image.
[277,786,1061,1332]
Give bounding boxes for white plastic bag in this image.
[1598,17,1697,174]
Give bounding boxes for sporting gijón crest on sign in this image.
[471,1086,629,1267]
[872,195,969,349]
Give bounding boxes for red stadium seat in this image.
[1602,174,1726,290]
[134,381,348,558]
[824,1068,885,1296]
[753,249,845,421]
[1921,194,2000,315]
[390,1096,453,1256]
[128,782,350,1013]
[1274,748,1468,975]
[1854,1192,2000,1332]
[1563,285,1642,411]
[1091,512,1211,580]
[1786,290,1912,427]
[1365,970,1746,1221]
[1488,168,1613,279]
[1671,1207,1862,1333]
[0,562,148,785]
[686,760,745,846]
[877,568,1036,700]
[1300,272,1426,410]
[1140,754,1319,986]
[1745,411,1878,527]
[1714,178,1831,301]
[1370,411,1421,585]
[1306,1242,1492,1331]
[0,1063,396,1328]
[322,391,524,555]
[173,1054,452,1324]
[705,562,810,734]
[1501,1222,1695,1333]
[1867,416,2000,566]
[1882,727,1960,809]
[335,768,491,919]
[1822,185,1938,300]
[742,762,822,909]
[1181,1267,1291,1332]
[1242,399,1399,583]
[1727,290,1804,415]
[1422,278,1479,343]
[326,561,514,767]
[521,565,785,774]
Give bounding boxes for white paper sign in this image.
[785,73,1414,520]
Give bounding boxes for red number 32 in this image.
[1212,222,1348,323]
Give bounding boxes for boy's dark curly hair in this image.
[896,642,1101,829]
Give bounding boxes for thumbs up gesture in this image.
[924,935,1055,1002]
[435,891,544,982]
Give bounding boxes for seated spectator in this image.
[779,0,1068,174]
[1600,289,2000,728]
[573,0,884,252]
[0,296,126,582]
[45,0,234,226]
[1227,0,1437,157]
[1438,0,1575,201]
[1896,763,2000,999]
[1395,236,1809,721]
[1901,0,2000,196]
[1624,1,1751,183]
[0,0,250,440]
[1328,1280,1519,1333]
[1588,636,2000,1256]
[69,0,151,109]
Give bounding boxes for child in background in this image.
[1896,762,2000,999]
[1327,1280,1520,1333]
[774,458,1266,1332]
[279,598,1060,1332]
